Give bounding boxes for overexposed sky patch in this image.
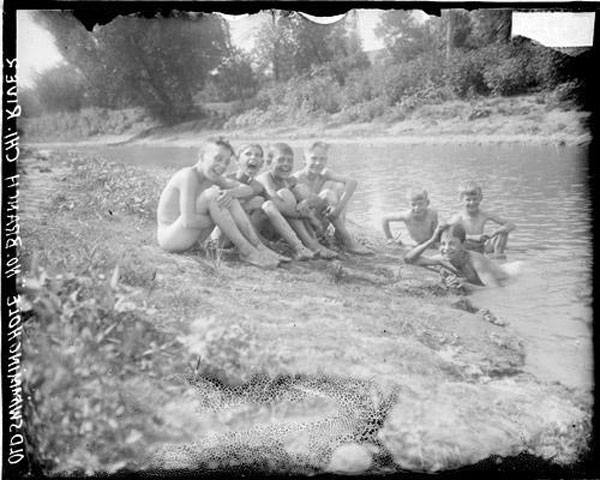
[512,12,594,47]
[17,10,64,87]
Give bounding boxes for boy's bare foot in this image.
[292,245,315,261]
[257,244,291,263]
[314,245,338,259]
[242,251,279,269]
[346,243,373,256]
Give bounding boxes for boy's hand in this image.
[386,237,403,246]
[324,205,341,219]
[216,190,233,209]
[296,201,312,218]
[433,222,448,241]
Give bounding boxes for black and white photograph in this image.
[2,2,597,478]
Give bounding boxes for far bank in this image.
[21,94,591,149]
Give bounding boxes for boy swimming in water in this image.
[404,222,511,288]
[224,143,314,261]
[156,137,284,268]
[293,141,371,255]
[382,187,439,247]
[450,181,515,259]
[256,142,338,259]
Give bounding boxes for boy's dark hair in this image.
[458,181,482,198]
[266,143,294,163]
[441,222,467,243]
[238,143,264,158]
[203,136,235,158]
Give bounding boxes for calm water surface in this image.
[77,142,593,391]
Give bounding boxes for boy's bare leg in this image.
[202,194,278,269]
[262,201,314,260]
[490,232,509,258]
[290,219,338,259]
[227,199,291,263]
[320,189,371,255]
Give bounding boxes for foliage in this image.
[205,48,259,102]
[21,263,186,473]
[29,64,87,113]
[376,10,440,63]
[33,11,230,123]
[21,107,153,140]
[444,48,490,97]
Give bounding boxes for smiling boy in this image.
[156,138,283,268]
[450,181,515,259]
[293,141,371,254]
[382,187,439,247]
[404,222,511,288]
[256,142,337,259]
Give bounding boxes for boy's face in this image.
[440,232,464,263]
[238,146,264,178]
[201,144,232,180]
[408,196,429,218]
[269,148,294,180]
[462,191,482,214]
[304,146,328,175]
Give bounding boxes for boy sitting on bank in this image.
[382,187,439,247]
[156,137,285,269]
[450,181,516,259]
[256,142,338,259]
[404,222,511,288]
[224,143,314,261]
[293,141,371,255]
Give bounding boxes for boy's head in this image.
[198,137,235,180]
[304,141,329,175]
[406,187,430,217]
[266,143,294,179]
[458,181,483,214]
[237,144,264,178]
[439,222,467,262]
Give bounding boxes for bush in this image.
[444,48,490,98]
[22,266,187,473]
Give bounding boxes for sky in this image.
[16,9,595,88]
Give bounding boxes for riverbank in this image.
[22,94,591,148]
[17,148,593,475]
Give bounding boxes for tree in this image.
[207,48,258,101]
[31,64,87,113]
[376,10,440,63]
[469,9,512,45]
[32,11,231,123]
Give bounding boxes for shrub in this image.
[483,55,538,96]
[444,48,490,98]
[21,266,186,473]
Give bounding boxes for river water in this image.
[67,141,593,392]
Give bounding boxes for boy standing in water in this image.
[381,187,439,247]
[225,143,315,261]
[256,143,338,259]
[450,181,515,259]
[404,222,511,287]
[293,141,371,255]
[156,138,284,268]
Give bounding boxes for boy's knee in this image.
[246,196,265,211]
[277,188,297,206]
[320,188,338,205]
[294,184,311,200]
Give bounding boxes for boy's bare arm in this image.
[404,225,447,267]
[382,213,409,241]
[257,174,303,218]
[178,172,210,229]
[323,170,357,215]
[485,211,516,236]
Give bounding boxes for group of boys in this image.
[156,138,370,270]
[382,184,516,287]
[156,137,516,286]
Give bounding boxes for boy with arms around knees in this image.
[450,181,515,259]
[293,141,371,255]
[226,143,314,261]
[156,138,284,268]
[382,187,439,247]
[256,142,338,259]
[404,222,511,288]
